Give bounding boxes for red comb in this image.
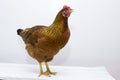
[63,5,70,9]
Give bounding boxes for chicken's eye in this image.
[66,10,69,13]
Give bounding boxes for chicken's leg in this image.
[45,62,57,75]
[39,62,50,77]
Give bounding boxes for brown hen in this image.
[17,5,73,77]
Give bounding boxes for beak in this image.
[69,9,74,13]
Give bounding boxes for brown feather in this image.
[18,8,71,62]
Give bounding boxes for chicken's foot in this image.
[39,62,50,77]
[45,62,57,75]
[39,62,56,77]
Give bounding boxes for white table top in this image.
[0,63,115,80]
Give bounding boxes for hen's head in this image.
[61,5,73,18]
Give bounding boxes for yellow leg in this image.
[45,62,57,75]
[39,62,50,77]
[40,62,43,73]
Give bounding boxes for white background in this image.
[0,0,120,80]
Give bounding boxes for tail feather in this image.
[17,29,23,35]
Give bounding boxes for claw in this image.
[39,71,57,77]
[39,71,51,77]
[49,71,57,75]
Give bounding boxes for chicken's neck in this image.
[46,15,69,38]
[48,14,68,30]
[52,13,68,25]
[51,20,68,30]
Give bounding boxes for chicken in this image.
[17,5,73,77]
